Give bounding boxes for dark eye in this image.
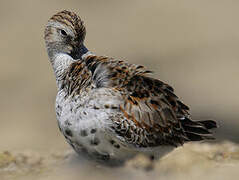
[60,29,67,36]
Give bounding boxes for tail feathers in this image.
[181,117,217,142]
[184,132,215,141]
[197,120,218,129]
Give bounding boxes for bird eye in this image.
[60,29,67,36]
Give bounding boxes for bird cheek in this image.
[71,40,79,48]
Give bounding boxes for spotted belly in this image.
[59,119,138,161]
[56,102,136,161]
[55,90,174,161]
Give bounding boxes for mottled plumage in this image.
[44,10,217,162]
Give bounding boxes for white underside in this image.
[55,87,174,161]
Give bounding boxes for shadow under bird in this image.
[44,10,217,162]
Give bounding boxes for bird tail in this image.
[181,117,218,141]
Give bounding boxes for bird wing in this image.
[83,55,216,147]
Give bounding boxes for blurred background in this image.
[0,0,238,158]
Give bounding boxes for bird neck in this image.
[51,53,74,90]
[49,46,94,90]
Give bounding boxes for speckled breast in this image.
[54,88,137,161]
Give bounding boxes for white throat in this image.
[52,53,74,89]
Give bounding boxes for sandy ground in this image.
[1,142,239,180]
[0,0,239,179]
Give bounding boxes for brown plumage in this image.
[62,54,217,148]
[45,10,218,161]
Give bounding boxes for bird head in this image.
[44,10,87,61]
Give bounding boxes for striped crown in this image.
[48,10,86,43]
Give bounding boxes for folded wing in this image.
[84,55,217,147]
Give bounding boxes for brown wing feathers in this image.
[84,55,151,88]
[66,55,217,147]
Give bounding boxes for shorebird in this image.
[44,10,217,162]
